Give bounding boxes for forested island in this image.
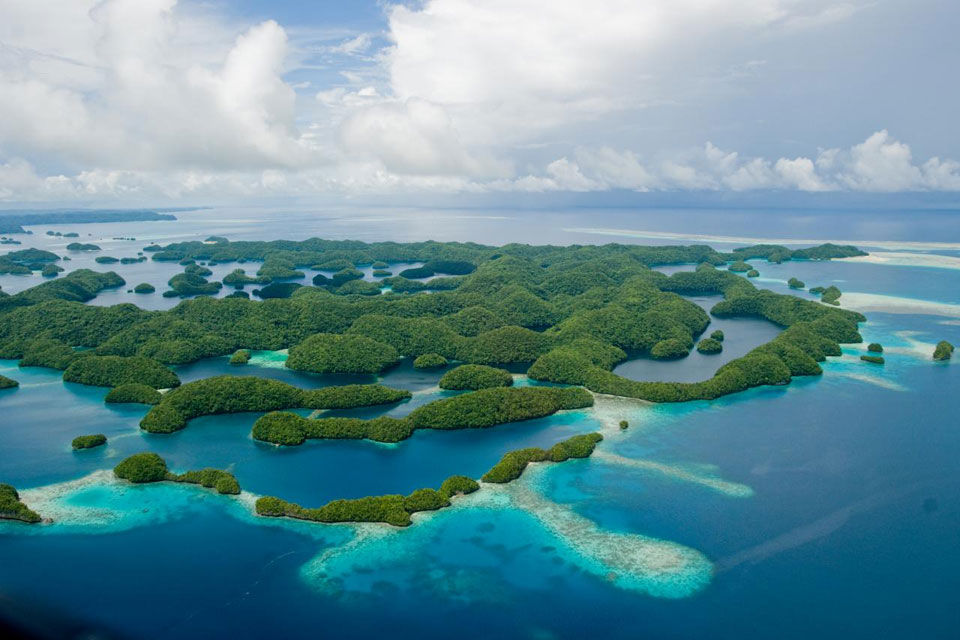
[0,237,871,528]
[0,209,183,234]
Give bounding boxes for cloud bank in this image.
[0,0,958,201]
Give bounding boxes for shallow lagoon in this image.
[2,208,960,639]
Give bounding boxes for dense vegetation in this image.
[0,374,18,389]
[113,453,240,494]
[711,330,725,342]
[860,355,885,365]
[66,243,101,251]
[134,283,155,294]
[933,340,954,361]
[105,383,163,404]
[252,386,592,445]
[788,277,805,289]
[286,333,399,374]
[0,484,42,523]
[71,434,107,449]
[0,239,864,407]
[482,433,604,483]
[868,343,883,353]
[63,355,180,389]
[438,364,513,390]
[696,338,723,354]
[413,353,448,369]
[229,349,251,365]
[140,376,411,433]
[256,474,479,527]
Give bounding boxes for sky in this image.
[0,0,959,204]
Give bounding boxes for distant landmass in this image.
[0,208,201,233]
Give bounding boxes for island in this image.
[113,453,240,494]
[860,355,885,365]
[413,353,448,369]
[868,343,883,353]
[134,283,156,294]
[0,210,180,234]
[933,340,954,361]
[788,277,805,289]
[696,338,723,354]
[72,434,107,450]
[0,484,41,523]
[229,349,251,365]
[438,364,513,390]
[0,374,18,389]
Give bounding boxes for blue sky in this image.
[0,0,959,204]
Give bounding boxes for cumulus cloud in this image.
[0,0,958,201]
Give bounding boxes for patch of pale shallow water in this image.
[588,393,657,437]
[591,451,754,498]
[839,292,960,318]
[246,349,288,368]
[301,465,712,599]
[835,251,960,270]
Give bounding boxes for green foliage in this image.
[41,263,63,277]
[868,343,883,353]
[334,279,382,296]
[651,338,690,359]
[728,260,752,272]
[223,269,270,287]
[482,433,603,483]
[439,364,513,390]
[443,306,505,336]
[697,338,723,354]
[788,277,805,289]
[747,269,759,278]
[332,267,363,286]
[171,468,241,494]
[140,376,410,433]
[820,286,842,305]
[229,349,251,365]
[72,434,107,449]
[254,282,302,299]
[860,355,885,364]
[164,272,222,298]
[439,475,479,498]
[402,488,450,512]
[0,483,41,523]
[933,340,954,361]
[134,283,155,294]
[105,383,162,405]
[711,330,725,342]
[619,420,628,430]
[0,374,18,389]
[19,338,86,369]
[66,243,100,251]
[114,452,168,483]
[398,266,435,279]
[63,355,180,389]
[413,353,448,369]
[252,412,415,445]
[287,333,399,374]
[409,386,592,430]
[372,269,392,277]
[95,256,119,264]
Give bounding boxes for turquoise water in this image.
[1,208,959,638]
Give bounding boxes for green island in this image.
[255,431,599,527]
[697,338,723,354]
[105,383,163,405]
[933,340,954,361]
[0,484,42,523]
[140,376,411,433]
[286,333,399,374]
[747,269,759,278]
[113,453,240,494]
[63,355,180,389]
[439,364,513,390]
[72,434,107,449]
[711,330,725,342]
[66,243,101,251]
[255,474,480,527]
[413,353,448,369]
[252,386,591,446]
[788,277,805,289]
[868,343,883,353]
[134,283,155,294]
[0,210,177,234]
[0,374,18,389]
[860,355,885,365]
[230,349,251,365]
[1,239,864,409]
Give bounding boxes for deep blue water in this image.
[1,206,959,639]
